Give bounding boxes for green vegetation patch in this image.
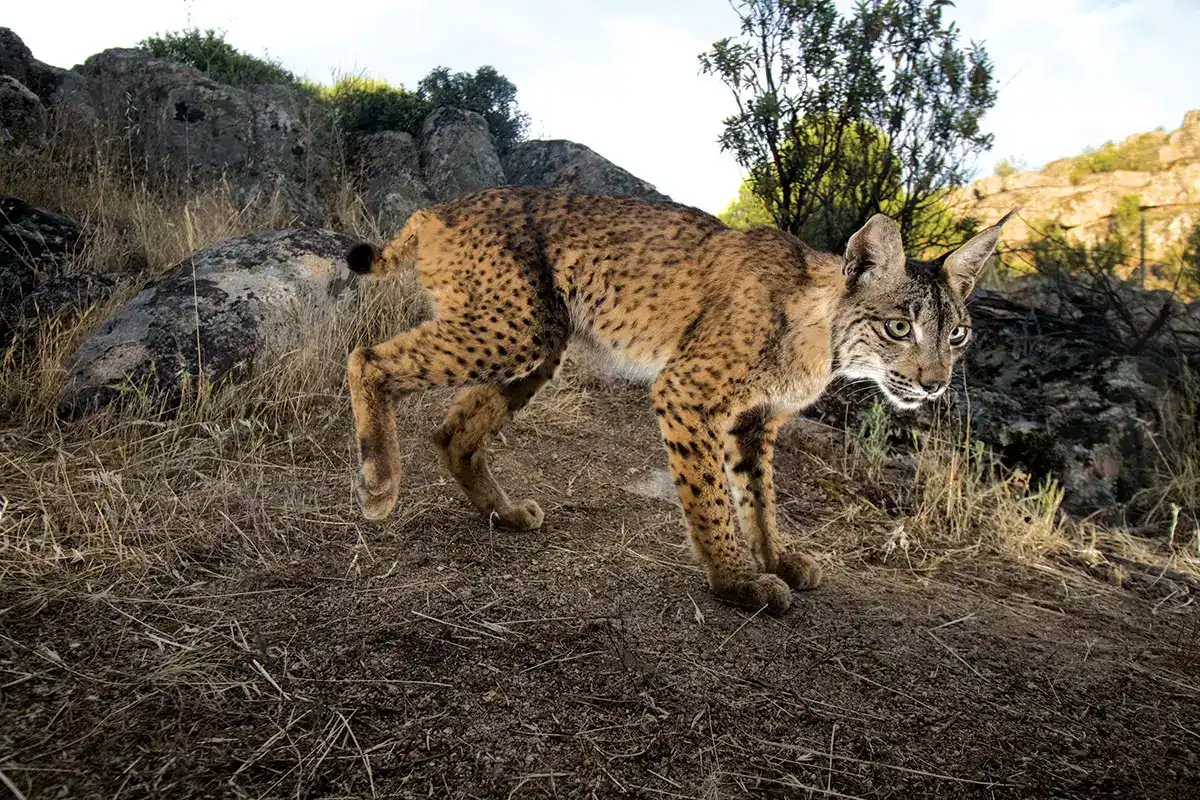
[139,29,529,151]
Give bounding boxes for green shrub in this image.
[141,30,529,152]
[323,67,528,151]
[718,179,773,229]
[1069,134,1161,181]
[140,29,296,86]
[416,66,529,151]
[1182,222,1200,295]
[994,158,1024,179]
[1114,193,1143,233]
[323,75,428,137]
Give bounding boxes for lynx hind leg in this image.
[652,373,791,614]
[347,314,554,521]
[433,349,563,531]
[726,407,823,592]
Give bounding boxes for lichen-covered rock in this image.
[0,75,46,148]
[419,107,505,203]
[951,297,1165,513]
[65,48,333,220]
[0,197,83,346]
[0,27,67,100]
[59,229,359,417]
[503,139,670,202]
[354,130,433,236]
[809,287,1183,516]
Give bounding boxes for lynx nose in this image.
[920,380,946,395]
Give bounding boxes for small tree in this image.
[418,66,529,152]
[719,179,774,228]
[699,0,996,253]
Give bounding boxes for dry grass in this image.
[0,274,428,588]
[0,133,424,600]
[4,131,1196,601]
[826,402,1200,602]
[1141,368,1200,531]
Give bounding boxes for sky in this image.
[6,0,1199,214]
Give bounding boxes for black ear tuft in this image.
[346,242,378,274]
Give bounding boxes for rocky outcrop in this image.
[356,116,676,236]
[503,140,670,202]
[811,279,1198,517]
[419,107,506,203]
[948,292,1167,514]
[962,110,1200,264]
[0,197,84,346]
[354,130,433,236]
[59,48,333,220]
[59,229,359,417]
[0,27,67,101]
[0,75,46,148]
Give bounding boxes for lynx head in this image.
[831,210,1017,410]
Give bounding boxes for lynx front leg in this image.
[653,374,792,614]
[726,407,822,591]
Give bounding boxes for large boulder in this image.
[0,27,67,100]
[951,294,1166,514]
[419,107,505,203]
[0,75,46,148]
[354,130,433,236]
[503,139,671,202]
[809,284,1190,517]
[62,48,332,220]
[0,197,84,346]
[59,228,359,416]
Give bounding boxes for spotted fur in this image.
[345,187,1013,613]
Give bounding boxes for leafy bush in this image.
[417,66,529,152]
[718,178,774,229]
[140,29,296,86]
[323,76,428,137]
[1114,193,1143,234]
[994,157,1026,179]
[719,161,978,259]
[1069,134,1162,182]
[1181,222,1200,294]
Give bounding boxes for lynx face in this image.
[832,212,1016,410]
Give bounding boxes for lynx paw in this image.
[492,499,544,531]
[774,552,823,591]
[712,572,792,615]
[358,476,400,521]
[357,437,401,521]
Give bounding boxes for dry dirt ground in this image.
[2,368,1199,799]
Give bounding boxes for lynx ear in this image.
[844,214,904,282]
[943,208,1019,296]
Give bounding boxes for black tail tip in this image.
[346,242,379,274]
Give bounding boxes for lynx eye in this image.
[949,325,970,346]
[883,319,912,341]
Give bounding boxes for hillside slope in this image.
[962,110,1200,263]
